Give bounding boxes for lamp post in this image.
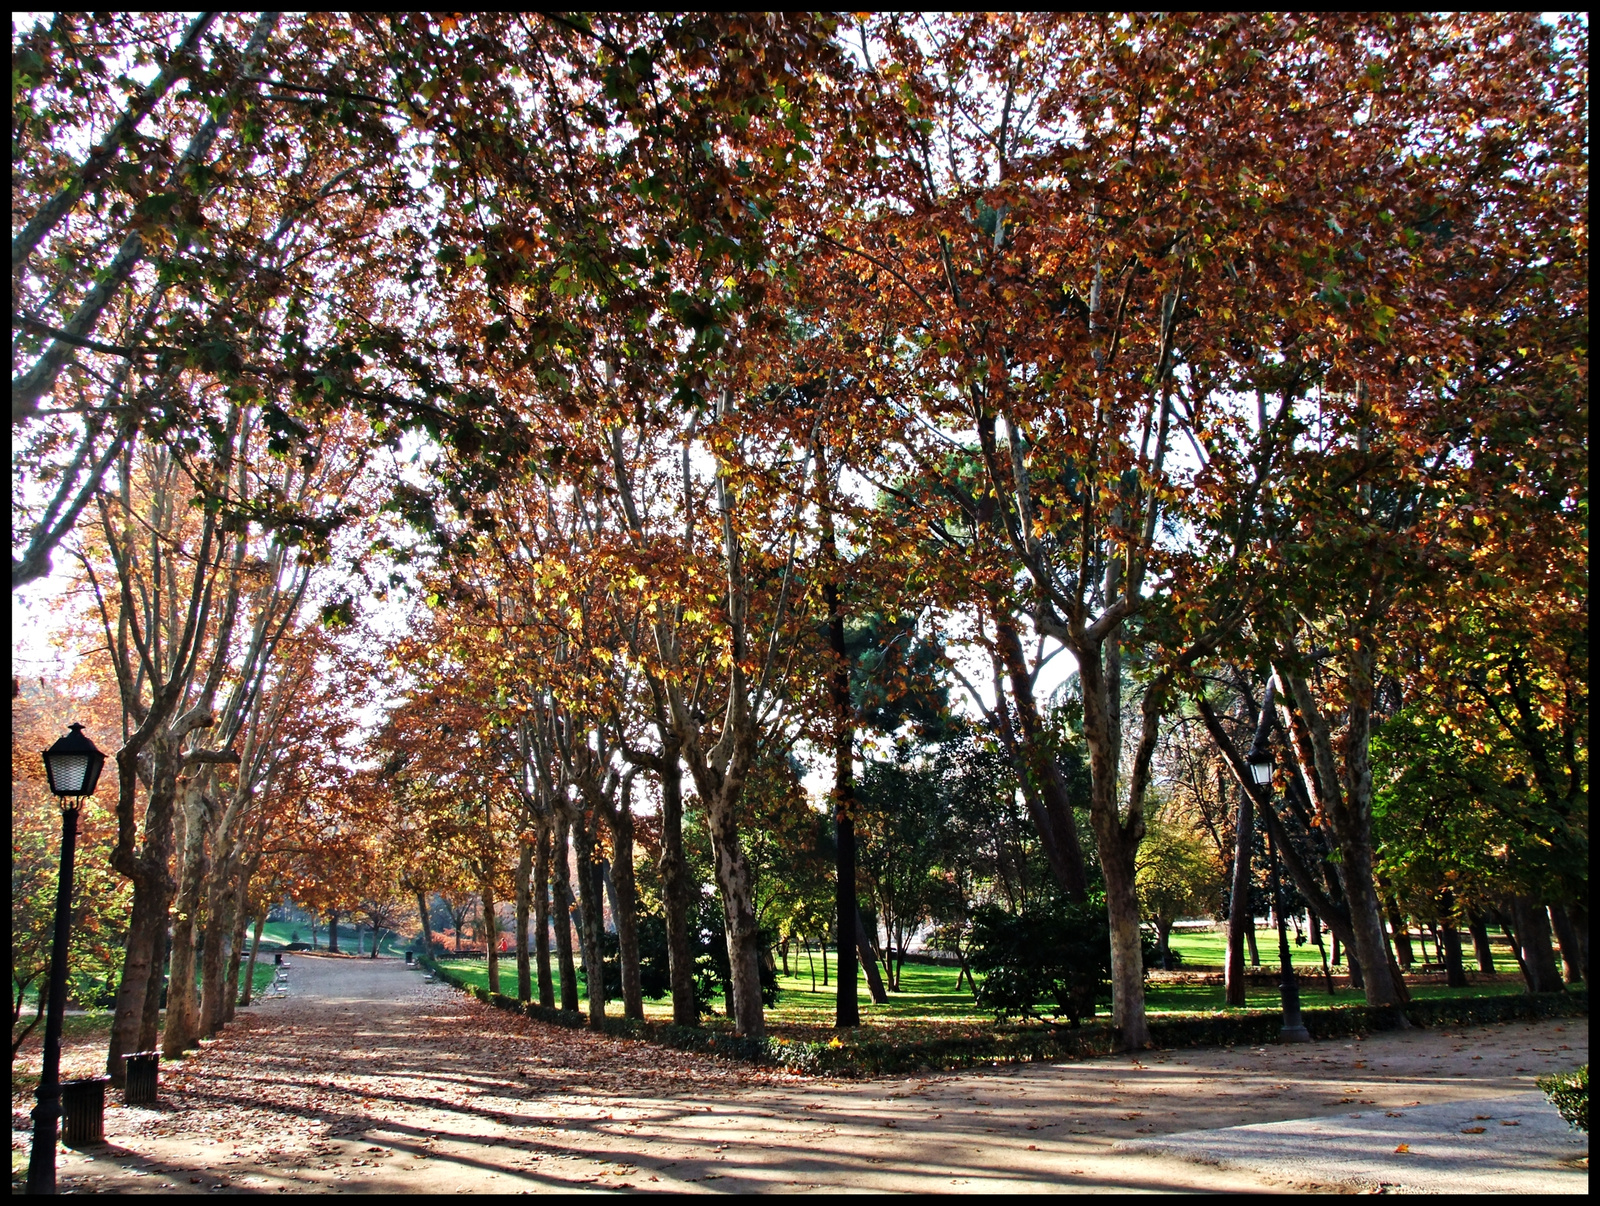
[28,723,106,1195]
[1246,746,1311,1044]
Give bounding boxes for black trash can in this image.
[405,951,414,965]
[274,951,283,965]
[123,1051,159,1105]
[62,1076,110,1146]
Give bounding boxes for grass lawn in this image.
[1162,925,1522,972]
[434,925,1553,1043]
[256,919,404,956]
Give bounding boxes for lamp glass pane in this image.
[1249,760,1272,786]
[48,752,90,794]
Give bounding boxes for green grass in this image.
[435,926,1552,1040]
[14,960,281,1025]
[256,919,403,956]
[1163,925,1521,972]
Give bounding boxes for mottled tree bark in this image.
[107,741,182,1083]
[534,826,555,1008]
[552,817,580,1013]
[239,913,265,1008]
[655,755,697,1025]
[1548,905,1585,985]
[515,835,534,1003]
[163,777,210,1057]
[1509,898,1563,993]
[992,613,1090,901]
[482,879,501,996]
[1225,779,1254,1006]
[609,810,644,1021]
[1467,912,1496,973]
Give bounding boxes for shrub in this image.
[1537,1065,1587,1133]
[969,898,1110,1024]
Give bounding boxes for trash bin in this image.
[405,951,414,965]
[61,1076,110,1146]
[123,1051,159,1105]
[274,951,283,965]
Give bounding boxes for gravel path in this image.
[21,954,1588,1193]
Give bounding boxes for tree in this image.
[1136,795,1225,969]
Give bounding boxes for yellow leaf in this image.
[1394,1144,1410,1154]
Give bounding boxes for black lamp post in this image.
[28,724,106,1195]
[1246,746,1310,1044]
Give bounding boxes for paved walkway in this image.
[1117,1091,1586,1193]
[38,955,1588,1193]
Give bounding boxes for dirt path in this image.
[27,954,1587,1193]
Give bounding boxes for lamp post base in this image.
[1279,1023,1312,1043]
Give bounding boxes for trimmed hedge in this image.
[420,956,1585,1079]
[1537,1064,1587,1133]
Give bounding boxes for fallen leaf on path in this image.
[1500,1120,1519,1127]
[1393,1144,1410,1154]
[1460,1127,1485,1134]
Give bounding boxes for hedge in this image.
[1537,1064,1587,1133]
[419,957,1585,1079]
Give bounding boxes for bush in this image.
[969,898,1110,1025]
[1537,1065,1587,1133]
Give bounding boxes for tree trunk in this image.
[534,826,555,1008]
[1510,897,1563,993]
[1439,919,1468,988]
[1246,919,1260,967]
[992,612,1089,900]
[327,909,340,953]
[1276,664,1407,1024]
[1565,903,1589,984]
[201,871,234,1031]
[855,909,888,1005]
[138,927,169,1054]
[1387,901,1414,967]
[200,845,240,1034]
[222,870,251,1022]
[482,880,500,996]
[609,815,644,1021]
[703,790,765,1036]
[1074,617,1151,1051]
[834,772,861,1028]
[1547,905,1585,985]
[515,835,534,1003]
[1467,911,1496,973]
[107,742,181,1084]
[1156,919,1174,970]
[655,754,698,1026]
[553,819,578,1011]
[163,778,210,1058]
[240,913,264,1007]
[1100,836,1149,1048]
[1225,781,1253,1006]
[570,817,606,1023]
[415,888,434,957]
[825,551,861,1028]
